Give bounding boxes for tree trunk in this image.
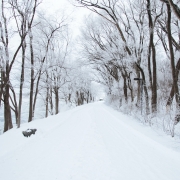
[31,72,41,122]
[80,92,84,105]
[50,87,53,115]
[135,69,141,106]
[76,91,80,106]
[55,88,59,114]
[127,73,134,102]
[147,0,157,113]
[166,3,180,114]
[17,41,26,128]
[4,78,13,132]
[68,93,71,103]
[28,28,34,122]
[122,73,128,103]
[0,59,3,107]
[1,0,13,132]
[10,86,18,124]
[45,73,49,118]
[87,91,90,103]
[167,0,180,20]
[147,40,153,91]
[135,62,150,115]
[166,59,180,108]
[151,43,157,113]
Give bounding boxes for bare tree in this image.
[1,0,18,132]
[118,0,150,114]
[75,0,132,55]
[28,16,67,121]
[160,0,180,19]
[27,0,40,124]
[146,0,163,113]
[9,0,40,128]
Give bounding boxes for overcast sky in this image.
[40,0,105,98]
[41,0,90,37]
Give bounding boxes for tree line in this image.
[74,0,180,137]
[0,0,95,133]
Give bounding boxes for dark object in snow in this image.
[22,129,37,137]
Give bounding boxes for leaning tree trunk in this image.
[160,0,180,20]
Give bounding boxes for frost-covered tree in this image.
[75,0,180,136]
[27,14,68,121]
[9,0,40,127]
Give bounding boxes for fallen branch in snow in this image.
[22,129,37,137]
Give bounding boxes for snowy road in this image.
[0,102,180,180]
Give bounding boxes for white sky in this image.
[41,0,91,37]
[40,0,105,99]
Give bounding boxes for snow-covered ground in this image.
[0,102,180,180]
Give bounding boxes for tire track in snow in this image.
[69,107,121,180]
[90,103,180,180]
[0,105,98,180]
[1,102,180,180]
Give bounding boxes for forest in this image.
[0,0,180,137]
